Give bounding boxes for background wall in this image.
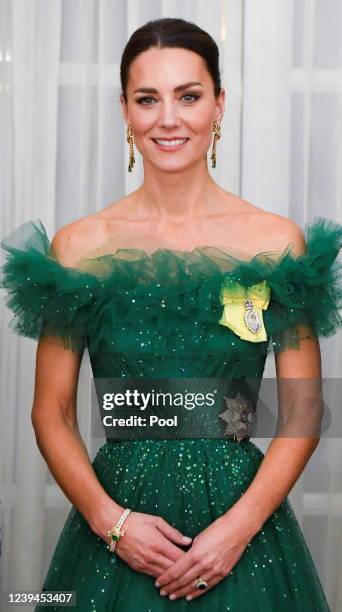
[1,1,341,610]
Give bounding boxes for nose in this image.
[157,100,181,129]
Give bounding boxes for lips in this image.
[151,138,190,141]
[152,137,190,149]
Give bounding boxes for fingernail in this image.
[169,594,177,600]
[186,595,193,601]
[182,536,192,542]
[160,590,167,596]
[155,581,160,587]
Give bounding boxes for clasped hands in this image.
[114,506,259,602]
[154,510,256,602]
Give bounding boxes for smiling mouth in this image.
[152,138,190,149]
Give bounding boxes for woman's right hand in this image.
[114,511,192,576]
[93,504,192,577]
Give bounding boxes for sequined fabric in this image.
[1,216,341,611]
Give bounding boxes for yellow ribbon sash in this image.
[219,278,270,342]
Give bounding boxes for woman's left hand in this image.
[154,507,260,601]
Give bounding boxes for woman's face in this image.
[120,46,225,172]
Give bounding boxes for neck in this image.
[134,159,222,224]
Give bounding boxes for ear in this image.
[216,87,226,123]
[120,93,129,124]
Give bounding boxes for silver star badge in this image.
[218,392,256,442]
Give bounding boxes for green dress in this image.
[1,216,342,612]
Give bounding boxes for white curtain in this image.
[1,1,341,610]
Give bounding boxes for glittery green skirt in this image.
[35,438,330,611]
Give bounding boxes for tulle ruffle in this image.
[0,216,342,355]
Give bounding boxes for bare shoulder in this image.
[49,195,133,266]
[50,214,106,267]
[262,212,307,257]
[222,193,306,257]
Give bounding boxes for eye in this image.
[136,93,200,105]
[136,96,156,105]
[182,93,199,103]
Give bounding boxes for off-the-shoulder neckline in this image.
[58,215,342,273]
[72,243,294,267]
[2,215,342,279]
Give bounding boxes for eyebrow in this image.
[132,81,204,94]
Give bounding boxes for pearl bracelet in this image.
[107,508,131,553]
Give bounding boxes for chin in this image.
[157,164,192,173]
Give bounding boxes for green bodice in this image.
[0,217,341,384]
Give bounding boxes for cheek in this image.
[189,103,215,128]
[132,111,156,134]
[190,114,215,148]
[187,120,216,153]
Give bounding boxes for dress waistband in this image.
[91,377,259,442]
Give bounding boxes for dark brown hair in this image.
[120,18,222,103]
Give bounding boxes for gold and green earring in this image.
[210,121,221,168]
[126,125,135,172]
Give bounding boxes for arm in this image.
[31,224,125,537]
[225,332,322,536]
[32,335,125,536]
[223,218,322,536]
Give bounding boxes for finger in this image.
[145,555,176,578]
[154,535,189,562]
[174,570,223,599]
[184,568,231,601]
[163,561,217,594]
[155,518,192,547]
[155,553,200,588]
[184,579,217,601]
[160,568,216,598]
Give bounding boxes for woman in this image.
[1,17,341,611]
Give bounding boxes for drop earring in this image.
[210,121,221,168]
[126,125,135,172]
